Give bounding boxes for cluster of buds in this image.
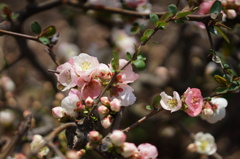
[98,97,122,129]
[30,135,50,158]
[160,88,228,123]
[107,130,158,159]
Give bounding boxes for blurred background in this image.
[1,0,240,158]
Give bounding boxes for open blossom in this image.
[194,132,217,155]
[55,62,78,91]
[31,135,50,158]
[73,53,99,76]
[138,143,158,159]
[201,97,228,123]
[118,59,139,84]
[160,91,182,112]
[183,88,203,117]
[61,89,80,117]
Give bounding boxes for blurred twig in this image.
[0,114,32,159]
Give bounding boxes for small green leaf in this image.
[31,21,42,34]
[111,50,119,71]
[215,86,228,94]
[152,95,161,108]
[168,4,178,14]
[41,26,56,38]
[175,19,184,24]
[214,26,230,44]
[130,26,140,35]
[126,52,132,61]
[159,12,173,22]
[150,13,159,25]
[155,21,168,29]
[136,54,146,61]
[176,11,192,18]
[140,36,148,43]
[146,105,153,110]
[143,29,153,38]
[210,0,222,15]
[39,36,50,45]
[213,75,228,86]
[133,60,145,70]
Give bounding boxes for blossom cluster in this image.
[160,87,228,123]
[52,53,139,121]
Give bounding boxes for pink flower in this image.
[93,63,112,80]
[198,1,214,15]
[88,131,102,142]
[118,59,139,84]
[121,142,139,158]
[138,143,158,159]
[73,53,99,76]
[98,105,109,116]
[110,98,122,112]
[183,88,203,117]
[79,79,102,100]
[61,89,80,117]
[101,115,113,129]
[110,130,126,146]
[56,62,78,91]
[52,106,66,119]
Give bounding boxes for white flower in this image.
[31,135,50,158]
[160,91,182,112]
[194,132,217,155]
[201,97,228,123]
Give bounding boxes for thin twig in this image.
[0,114,32,159]
[0,29,38,41]
[47,141,66,159]
[122,108,163,133]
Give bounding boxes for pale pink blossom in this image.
[110,130,126,147]
[201,97,228,123]
[52,106,66,119]
[110,98,122,112]
[121,142,139,158]
[79,79,102,100]
[110,84,136,106]
[66,150,79,159]
[31,135,49,158]
[194,132,217,155]
[73,53,99,76]
[61,89,80,116]
[138,143,158,159]
[183,88,203,117]
[55,62,78,91]
[198,1,214,15]
[118,59,139,84]
[160,91,182,112]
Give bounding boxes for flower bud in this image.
[110,98,122,112]
[187,143,197,152]
[100,96,110,106]
[85,96,94,107]
[202,108,214,117]
[121,142,138,158]
[31,135,49,158]
[98,105,109,116]
[0,76,15,92]
[88,131,102,142]
[0,109,15,127]
[52,106,66,119]
[110,130,126,147]
[66,150,79,159]
[77,149,86,158]
[101,115,113,129]
[226,9,237,19]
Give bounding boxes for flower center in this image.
[81,61,91,71]
[199,140,208,151]
[167,99,178,108]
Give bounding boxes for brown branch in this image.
[47,141,66,159]
[0,114,32,159]
[122,108,163,133]
[0,29,38,41]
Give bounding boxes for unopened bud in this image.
[110,130,126,146]
[101,115,113,129]
[121,142,138,158]
[98,105,109,116]
[85,96,94,107]
[100,96,110,106]
[203,108,214,117]
[77,149,86,158]
[226,9,237,19]
[52,106,66,119]
[88,131,102,142]
[187,143,197,153]
[110,98,122,112]
[66,150,78,159]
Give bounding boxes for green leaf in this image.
[111,50,119,71]
[126,52,132,61]
[150,13,159,25]
[140,29,153,43]
[159,12,173,22]
[213,75,228,86]
[136,54,146,61]
[39,36,50,45]
[215,86,228,94]
[175,19,184,24]
[214,26,230,44]
[210,0,222,15]
[146,105,153,110]
[168,4,178,14]
[155,21,168,29]
[176,11,192,18]
[133,60,145,70]
[130,26,140,35]
[31,22,42,34]
[152,95,161,108]
[41,26,56,38]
